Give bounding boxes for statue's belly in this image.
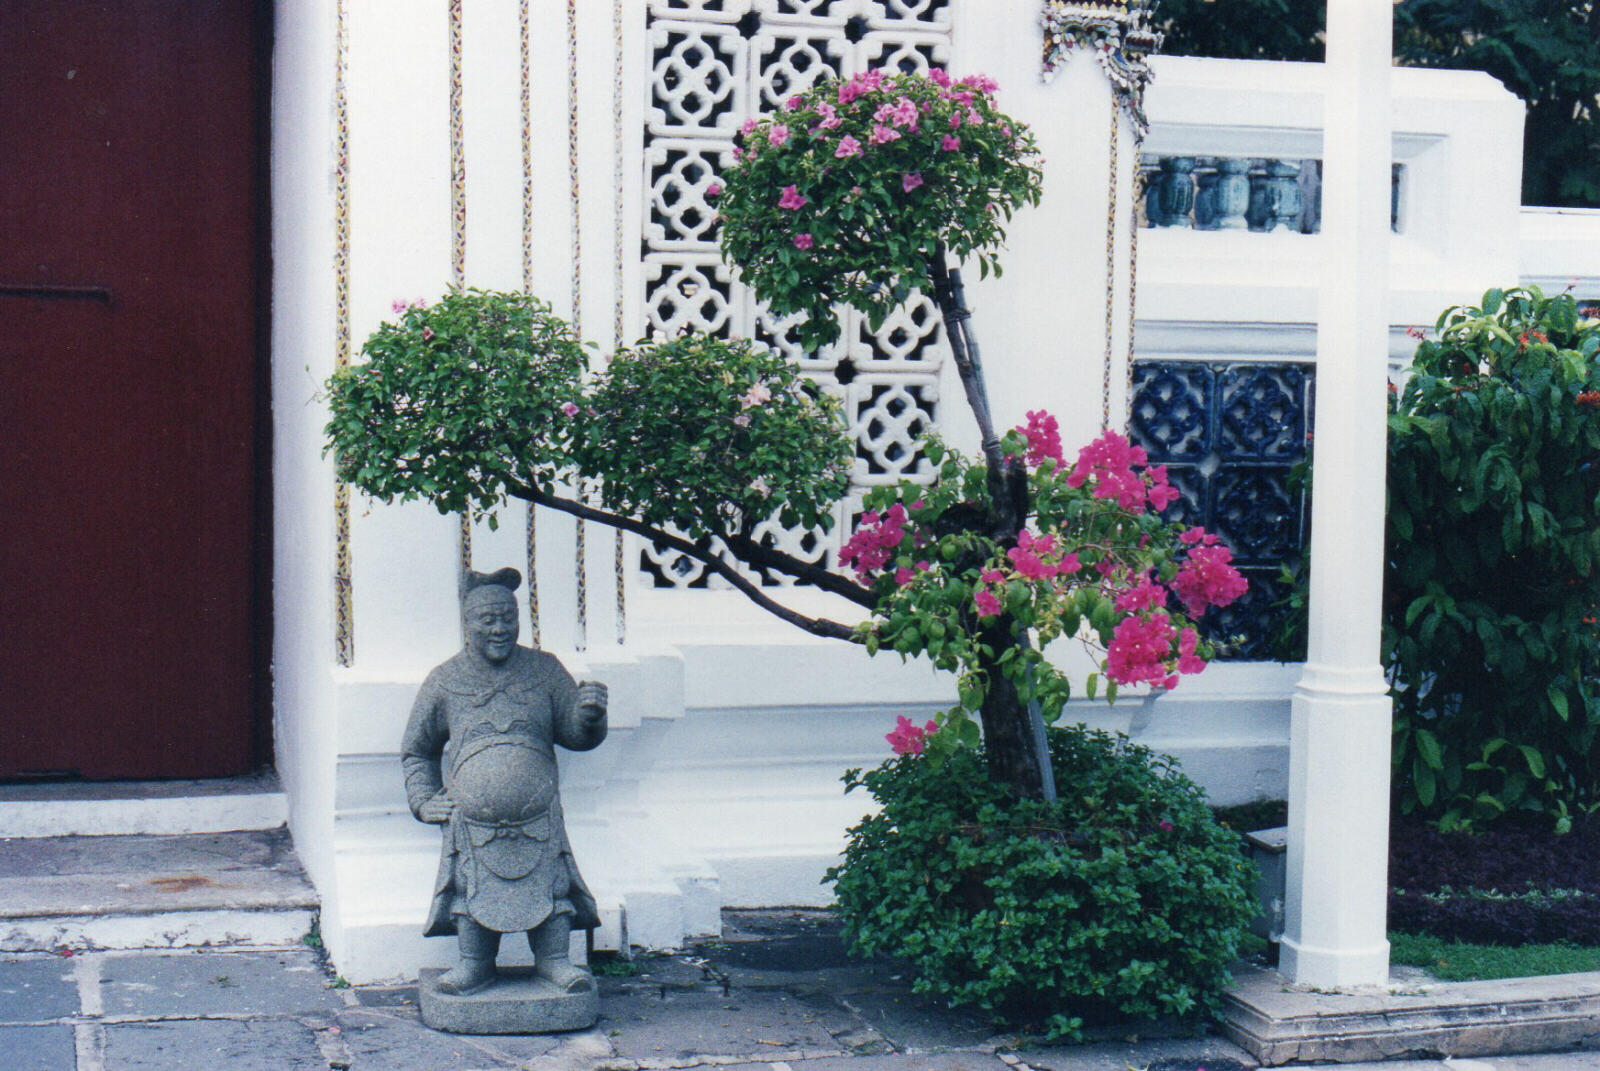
[451,742,556,824]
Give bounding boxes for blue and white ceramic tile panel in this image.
[1130,360,1315,659]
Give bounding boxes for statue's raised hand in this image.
[419,792,456,824]
[577,681,608,722]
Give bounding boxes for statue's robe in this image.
[401,647,604,936]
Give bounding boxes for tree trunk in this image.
[976,616,1053,799]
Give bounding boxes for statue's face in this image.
[464,590,519,664]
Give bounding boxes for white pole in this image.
[1279,0,1394,988]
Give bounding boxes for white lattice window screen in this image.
[641,0,953,589]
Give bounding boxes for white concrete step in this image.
[0,828,318,953]
[0,773,288,837]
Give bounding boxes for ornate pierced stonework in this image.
[640,0,953,588]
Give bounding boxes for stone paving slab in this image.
[0,957,79,1022]
[601,985,849,1064]
[336,1005,567,1069]
[1020,1036,1257,1070]
[0,829,316,918]
[717,1054,1014,1071]
[102,1018,328,1071]
[98,948,345,1019]
[0,1023,77,1071]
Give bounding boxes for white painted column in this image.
[1280,0,1394,987]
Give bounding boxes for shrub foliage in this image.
[1387,288,1600,828]
[827,727,1256,1038]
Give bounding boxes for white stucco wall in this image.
[270,2,1545,984]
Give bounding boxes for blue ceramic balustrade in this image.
[1140,156,1401,233]
[1129,360,1315,660]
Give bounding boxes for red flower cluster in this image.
[839,503,909,580]
[886,714,938,756]
[1016,409,1064,468]
[1172,541,1249,618]
[1577,390,1600,408]
[1065,430,1181,513]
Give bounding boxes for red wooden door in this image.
[0,2,269,779]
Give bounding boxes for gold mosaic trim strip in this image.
[1101,92,1119,430]
[334,0,354,666]
[568,0,588,651]
[1124,151,1145,430]
[520,0,541,645]
[611,0,627,645]
[449,0,473,579]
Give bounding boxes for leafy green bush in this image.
[1388,287,1600,829]
[827,726,1256,1039]
[324,289,590,517]
[717,68,1042,350]
[576,334,852,541]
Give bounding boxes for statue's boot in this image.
[436,919,501,996]
[529,916,594,994]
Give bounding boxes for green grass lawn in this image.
[1389,932,1600,980]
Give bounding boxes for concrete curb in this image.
[1220,963,1600,1064]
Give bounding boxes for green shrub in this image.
[324,289,590,517]
[1388,288,1600,829]
[826,726,1256,1039]
[576,334,852,541]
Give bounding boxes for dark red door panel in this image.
[0,2,268,779]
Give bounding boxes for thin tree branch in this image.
[721,530,877,608]
[505,479,865,643]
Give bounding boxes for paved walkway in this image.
[1,913,1596,1070]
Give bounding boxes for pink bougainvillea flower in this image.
[835,134,863,158]
[740,118,759,137]
[1067,429,1150,512]
[894,565,916,587]
[1114,575,1168,614]
[1145,464,1181,511]
[792,232,814,250]
[868,123,901,146]
[889,96,919,129]
[942,134,961,151]
[958,73,1000,95]
[732,412,751,428]
[1107,610,1179,688]
[1177,626,1207,675]
[814,101,842,130]
[740,382,772,408]
[901,171,924,193]
[748,476,770,496]
[768,123,790,147]
[839,503,909,579]
[1016,410,1064,468]
[974,587,1003,618]
[1159,820,1174,832]
[785,94,804,110]
[928,66,951,87]
[421,326,435,342]
[980,568,1006,585]
[705,182,722,197]
[886,714,938,756]
[391,299,409,315]
[1172,543,1248,617]
[949,110,963,130]
[777,185,807,210]
[560,401,580,417]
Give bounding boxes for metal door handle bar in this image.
[0,284,112,303]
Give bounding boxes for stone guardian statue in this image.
[402,567,606,1033]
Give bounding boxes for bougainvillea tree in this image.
[325,69,1246,804]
